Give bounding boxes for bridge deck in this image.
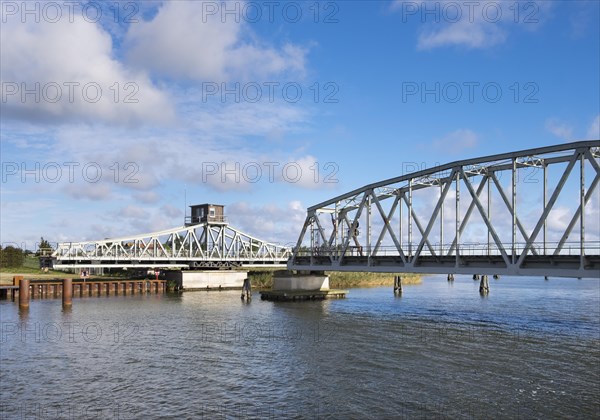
[290,255,600,278]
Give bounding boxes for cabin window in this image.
[209,207,215,218]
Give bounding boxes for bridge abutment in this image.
[164,270,248,291]
[260,270,347,301]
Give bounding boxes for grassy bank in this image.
[327,271,421,288]
[2,258,422,289]
[1,256,65,283]
[248,269,421,289]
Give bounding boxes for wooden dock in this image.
[259,289,348,302]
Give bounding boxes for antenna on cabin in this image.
[184,187,187,224]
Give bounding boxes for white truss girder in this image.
[53,223,291,268]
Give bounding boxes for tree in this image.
[37,237,54,256]
[0,246,25,268]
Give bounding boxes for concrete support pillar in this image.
[63,279,72,307]
[19,279,30,308]
[479,275,489,295]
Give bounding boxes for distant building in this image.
[187,204,227,225]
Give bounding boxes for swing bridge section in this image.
[51,222,292,269]
[289,141,600,278]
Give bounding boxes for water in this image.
[1,275,599,419]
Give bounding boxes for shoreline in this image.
[249,270,422,290]
[1,268,423,289]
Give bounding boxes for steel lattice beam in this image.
[52,222,291,269]
[289,141,600,278]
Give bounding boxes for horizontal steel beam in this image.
[309,141,597,211]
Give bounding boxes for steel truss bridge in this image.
[289,141,600,278]
[52,222,292,269]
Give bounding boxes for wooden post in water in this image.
[13,275,23,286]
[394,275,402,295]
[63,279,72,307]
[19,278,29,308]
[479,275,489,295]
[241,277,252,301]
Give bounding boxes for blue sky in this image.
[1,0,599,249]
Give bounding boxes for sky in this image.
[1,0,599,250]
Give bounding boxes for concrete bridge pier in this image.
[479,275,490,295]
[165,270,248,291]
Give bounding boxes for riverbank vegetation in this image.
[2,255,422,289]
[247,269,421,289]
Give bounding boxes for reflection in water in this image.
[1,276,598,418]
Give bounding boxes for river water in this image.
[1,275,598,419]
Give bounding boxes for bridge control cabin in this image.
[186,204,227,225]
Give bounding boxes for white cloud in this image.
[124,1,307,82]
[118,205,150,219]
[392,0,553,50]
[226,201,306,244]
[134,191,161,204]
[545,119,574,140]
[586,115,600,139]
[417,18,507,50]
[0,12,174,125]
[431,129,479,154]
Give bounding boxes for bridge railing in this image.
[293,241,600,258]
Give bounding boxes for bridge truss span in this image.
[53,222,292,269]
[289,141,600,278]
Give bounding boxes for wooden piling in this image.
[394,275,403,294]
[241,277,252,301]
[13,275,23,286]
[479,275,489,295]
[62,279,72,307]
[19,279,29,308]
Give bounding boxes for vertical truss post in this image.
[487,175,491,255]
[408,180,413,258]
[399,194,403,250]
[440,183,444,256]
[543,163,547,255]
[512,158,517,263]
[455,171,460,266]
[310,218,315,265]
[367,193,372,258]
[334,201,339,251]
[580,153,585,268]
